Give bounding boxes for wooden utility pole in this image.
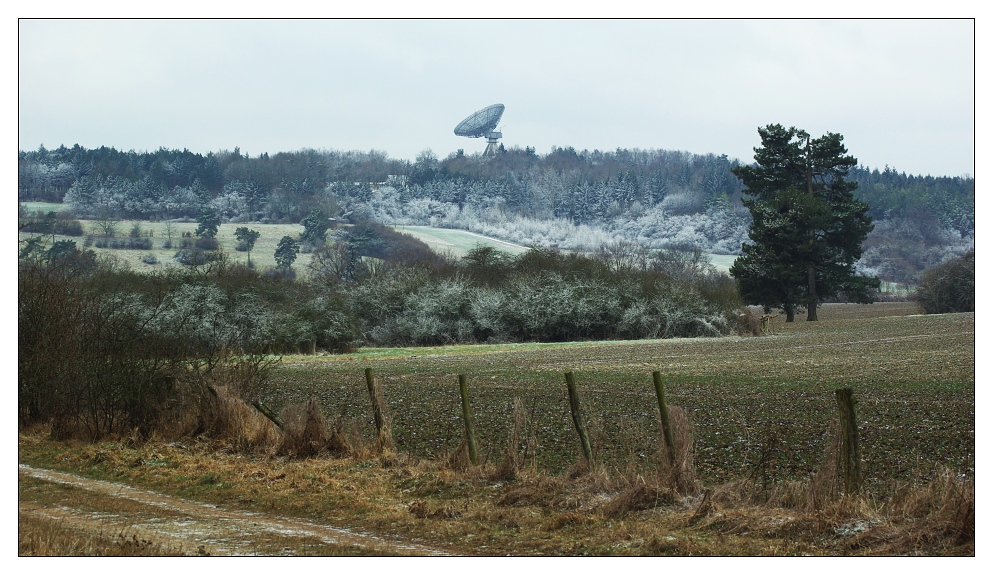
[458,374,479,465]
[652,371,676,464]
[564,372,594,467]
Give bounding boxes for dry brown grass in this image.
[278,398,331,457]
[492,396,540,480]
[19,424,974,556]
[870,467,975,554]
[654,405,699,495]
[601,482,678,518]
[683,417,975,556]
[206,386,280,451]
[687,468,974,555]
[18,511,187,556]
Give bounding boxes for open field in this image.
[20,204,531,272]
[21,201,67,213]
[22,203,742,275]
[388,225,531,258]
[19,302,974,555]
[391,225,741,272]
[263,302,974,484]
[19,218,315,273]
[706,253,737,273]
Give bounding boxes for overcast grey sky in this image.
[18,19,975,177]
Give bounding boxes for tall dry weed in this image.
[593,404,698,518]
[158,382,278,450]
[806,418,842,510]
[876,467,975,552]
[325,408,354,457]
[212,386,280,450]
[443,440,471,473]
[655,405,699,494]
[494,396,539,480]
[278,399,331,458]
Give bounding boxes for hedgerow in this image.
[19,224,746,439]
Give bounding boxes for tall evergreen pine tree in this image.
[730,124,879,321]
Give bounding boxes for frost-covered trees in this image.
[342,244,738,346]
[20,142,973,284]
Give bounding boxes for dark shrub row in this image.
[18,249,277,439]
[915,251,974,314]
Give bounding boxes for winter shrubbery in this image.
[350,244,740,346]
[18,253,278,440]
[19,224,746,439]
[914,251,974,314]
[857,216,974,285]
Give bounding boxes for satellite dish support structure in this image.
[484,130,503,156]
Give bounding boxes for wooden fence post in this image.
[652,371,676,464]
[834,387,862,494]
[564,372,594,467]
[458,374,479,465]
[365,367,389,445]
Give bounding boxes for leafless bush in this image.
[20,260,177,439]
[732,308,762,336]
[915,250,974,314]
[19,255,279,442]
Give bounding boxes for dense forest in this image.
[18,142,974,284]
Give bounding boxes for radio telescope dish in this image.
[454,104,505,156]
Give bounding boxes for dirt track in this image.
[18,464,449,556]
